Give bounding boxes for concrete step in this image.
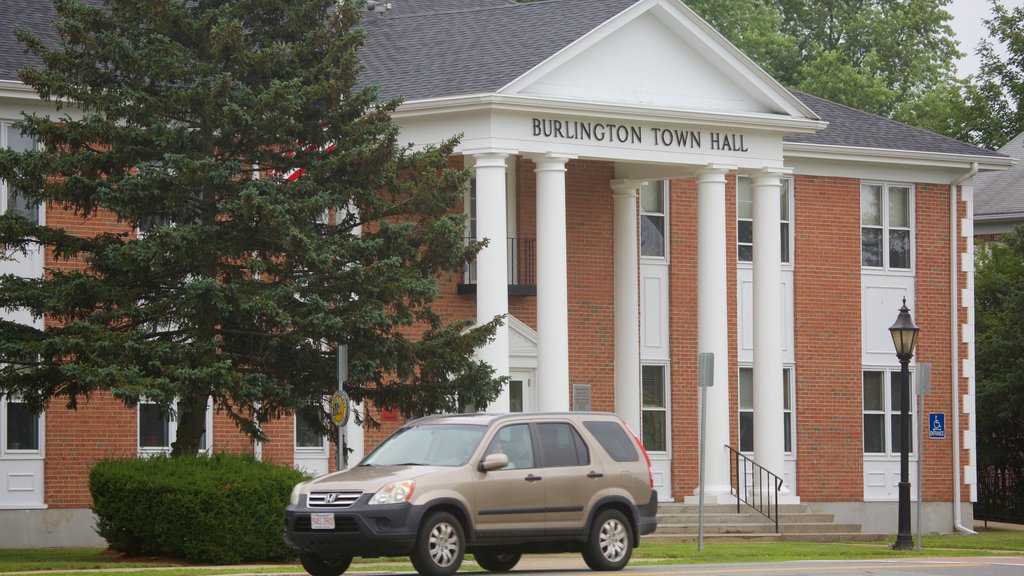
[657,512,837,524]
[654,522,864,535]
[643,532,889,543]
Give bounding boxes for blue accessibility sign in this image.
[928,413,945,439]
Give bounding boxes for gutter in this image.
[950,162,978,534]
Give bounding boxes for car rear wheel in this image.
[299,553,353,576]
[411,511,465,576]
[473,550,522,572]
[582,509,633,571]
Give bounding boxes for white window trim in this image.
[137,397,213,457]
[640,362,670,455]
[860,181,915,274]
[639,179,669,262]
[0,394,45,460]
[736,365,796,456]
[862,367,918,460]
[1,120,45,227]
[736,176,794,268]
[294,400,329,455]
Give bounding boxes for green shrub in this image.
[90,453,309,564]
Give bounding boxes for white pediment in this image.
[501,0,815,120]
[508,315,537,358]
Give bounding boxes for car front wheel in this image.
[473,550,522,572]
[411,511,465,576]
[582,509,633,571]
[299,553,353,576]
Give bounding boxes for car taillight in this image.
[626,426,654,488]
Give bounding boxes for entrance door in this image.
[509,370,536,413]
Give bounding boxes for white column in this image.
[695,166,733,501]
[534,154,572,412]
[473,153,510,412]
[611,180,641,434]
[752,169,789,495]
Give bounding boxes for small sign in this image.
[928,412,945,439]
[573,384,592,412]
[697,353,714,387]
[330,391,350,427]
[311,513,335,530]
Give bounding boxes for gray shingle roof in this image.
[357,0,640,101]
[785,91,1003,158]
[974,132,1024,218]
[2,0,1005,164]
[1,0,61,83]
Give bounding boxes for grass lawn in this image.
[0,528,1020,575]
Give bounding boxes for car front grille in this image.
[307,490,362,508]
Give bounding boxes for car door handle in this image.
[525,474,543,482]
[587,471,604,479]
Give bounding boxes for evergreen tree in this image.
[0,0,503,456]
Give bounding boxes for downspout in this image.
[951,162,978,534]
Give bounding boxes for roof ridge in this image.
[364,0,541,21]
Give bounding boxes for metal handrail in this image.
[726,444,783,533]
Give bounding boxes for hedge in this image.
[90,453,309,564]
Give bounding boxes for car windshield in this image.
[362,423,487,467]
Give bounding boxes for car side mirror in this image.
[479,452,509,472]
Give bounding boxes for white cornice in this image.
[975,212,1024,222]
[783,141,1014,171]
[392,93,827,135]
[0,80,39,101]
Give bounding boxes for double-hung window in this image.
[861,183,912,269]
[1,122,42,225]
[863,370,915,455]
[138,398,211,454]
[737,367,795,453]
[737,177,792,263]
[640,181,667,258]
[2,395,42,454]
[641,365,667,453]
[295,404,326,449]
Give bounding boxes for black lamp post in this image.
[888,298,919,551]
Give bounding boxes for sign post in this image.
[333,345,351,472]
[697,352,714,553]
[916,362,931,551]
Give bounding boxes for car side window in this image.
[537,422,589,467]
[583,420,639,462]
[484,423,535,469]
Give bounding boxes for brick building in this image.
[0,0,1013,546]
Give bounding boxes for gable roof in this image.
[974,132,1024,219]
[358,0,639,101]
[1,0,61,84]
[784,91,1003,159]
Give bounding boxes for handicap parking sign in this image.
[928,413,945,439]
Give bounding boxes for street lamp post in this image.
[889,298,919,551]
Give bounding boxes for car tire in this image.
[299,553,353,576]
[582,509,633,571]
[473,550,522,572]
[411,511,465,576]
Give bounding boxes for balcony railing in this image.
[458,237,536,296]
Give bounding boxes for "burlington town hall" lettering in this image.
[531,117,750,152]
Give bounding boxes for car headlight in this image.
[369,480,415,505]
[289,483,305,507]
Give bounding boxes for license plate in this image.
[310,513,335,530]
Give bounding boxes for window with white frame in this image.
[863,369,915,455]
[737,176,792,263]
[737,367,795,453]
[2,395,42,454]
[640,180,667,258]
[138,398,210,454]
[295,404,326,449]
[641,365,667,452]
[861,183,912,269]
[1,121,42,225]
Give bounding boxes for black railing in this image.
[458,237,536,296]
[726,445,783,533]
[976,467,1024,524]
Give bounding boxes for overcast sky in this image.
[948,0,1024,77]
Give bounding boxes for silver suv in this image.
[283,412,658,576]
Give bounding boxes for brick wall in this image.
[668,177,698,497]
[792,175,864,502]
